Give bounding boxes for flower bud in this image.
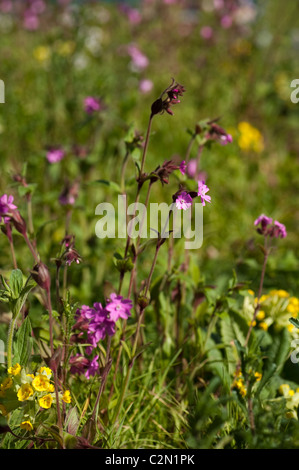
[31,262,51,290]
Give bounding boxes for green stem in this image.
[7,316,18,370]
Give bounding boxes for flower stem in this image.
[7,316,18,370]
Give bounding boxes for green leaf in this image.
[14,317,33,367]
[289,317,299,329]
[93,179,121,193]
[9,270,24,299]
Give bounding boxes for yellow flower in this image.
[33,45,51,63]
[39,394,53,409]
[56,41,75,57]
[287,324,295,333]
[259,322,268,331]
[247,289,255,296]
[17,384,34,402]
[239,387,247,397]
[259,295,269,303]
[256,310,265,321]
[271,290,289,298]
[62,390,71,404]
[8,363,21,376]
[279,384,290,396]
[1,377,13,390]
[38,367,52,378]
[237,121,264,153]
[47,383,55,393]
[26,374,34,379]
[32,374,50,392]
[289,390,295,397]
[254,372,262,382]
[0,404,8,416]
[20,421,33,431]
[248,320,256,327]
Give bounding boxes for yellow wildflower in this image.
[248,320,256,327]
[287,324,295,333]
[259,322,268,331]
[247,289,255,296]
[26,374,34,379]
[39,394,53,409]
[20,421,33,431]
[0,404,8,416]
[62,390,71,404]
[8,363,21,376]
[17,384,34,402]
[32,374,50,392]
[47,383,55,393]
[1,377,13,390]
[33,45,51,63]
[254,372,262,382]
[38,367,52,378]
[279,384,290,396]
[256,310,265,321]
[237,121,264,153]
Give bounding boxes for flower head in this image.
[84,96,103,114]
[175,191,193,210]
[20,420,33,431]
[0,194,17,224]
[179,160,187,175]
[62,390,71,404]
[151,78,185,117]
[17,383,34,402]
[197,181,211,206]
[8,363,21,376]
[206,121,233,145]
[39,394,53,409]
[254,215,287,239]
[105,293,133,323]
[46,148,65,163]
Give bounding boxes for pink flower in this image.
[84,96,103,114]
[46,148,65,163]
[221,15,233,29]
[272,221,287,239]
[23,11,39,30]
[186,159,197,178]
[200,26,213,39]
[105,293,133,322]
[139,79,153,94]
[179,160,187,175]
[197,181,211,206]
[0,194,17,223]
[127,44,149,71]
[254,214,287,239]
[175,192,193,210]
[254,214,273,228]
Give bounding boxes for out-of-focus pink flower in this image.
[139,79,153,94]
[84,96,103,114]
[197,181,211,206]
[120,4,142,24]
[179,160,187,175]
[200,26,213,39]
[23,11,39,30]
[31,0,46,15]
[254,214,273,228]
[59,181,79,206]
[175,192,193,210]
[0,194,17,224]
[273,221,287,239]
[46,148,65,163]
[254,214,287,239]
[127,44,149,71]
[0,0,12,13]
[221,15,233,29]
[186,159,197,178]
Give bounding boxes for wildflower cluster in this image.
[70,293,133,378]
[0,365,71,431]
[254,214,287,239]
[245,289,299,334]
[278,384,299,419]
[232,370,262,398]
